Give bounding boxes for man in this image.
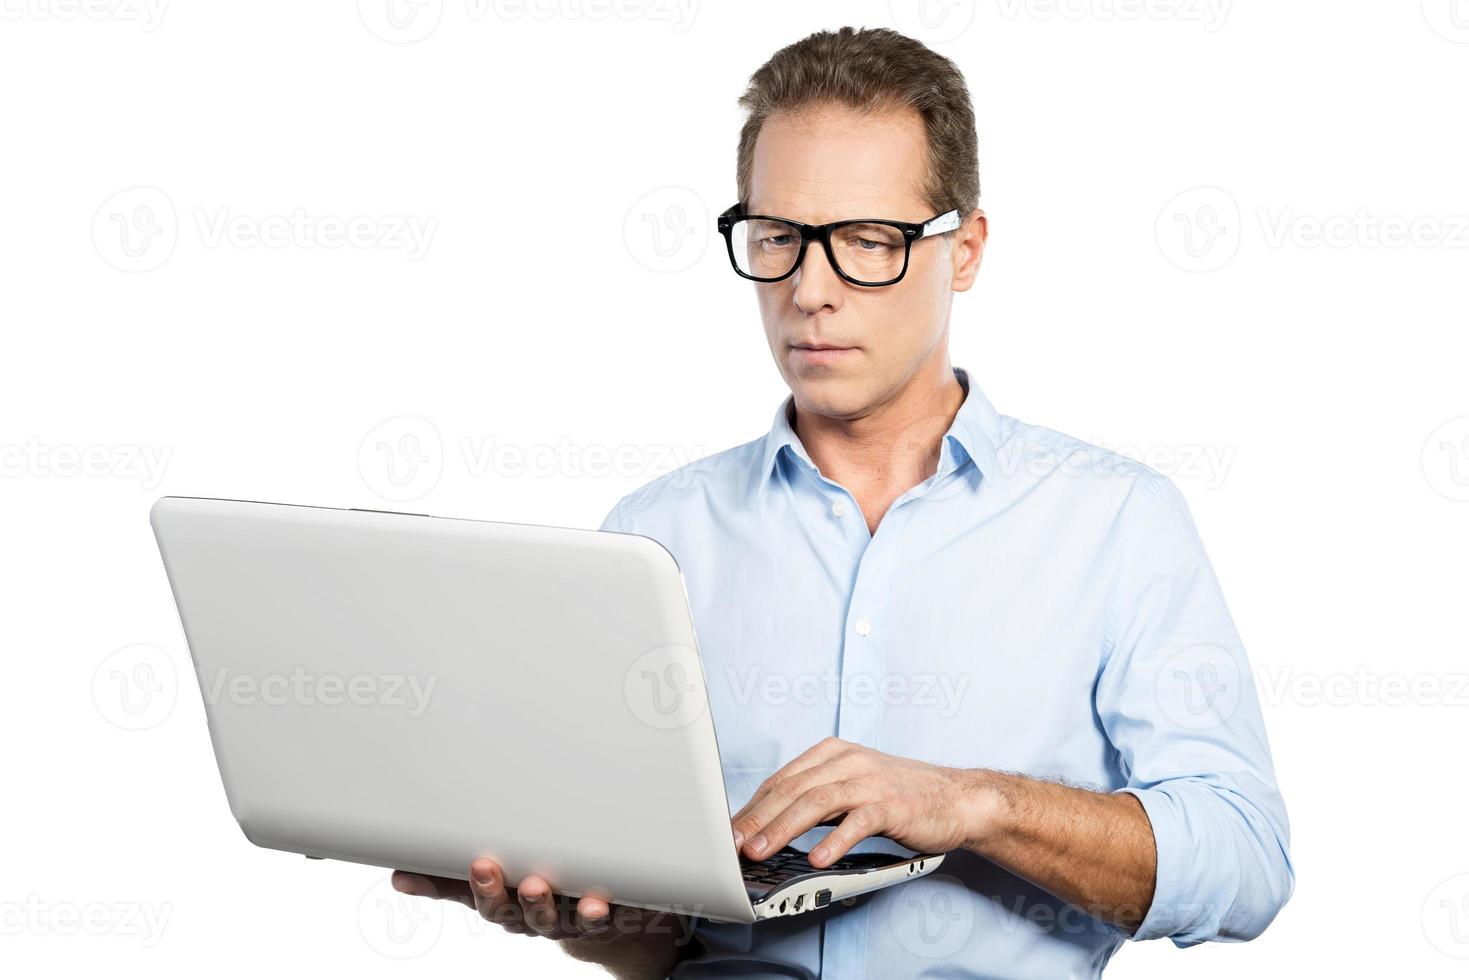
[392,26,1293,978]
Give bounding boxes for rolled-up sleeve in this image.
[1095,474,1294,946]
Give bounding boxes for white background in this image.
[3,0,1467,976]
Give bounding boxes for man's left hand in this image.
[730,737,996,867]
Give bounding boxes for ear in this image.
[949,208,988,292]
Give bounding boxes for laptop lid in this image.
[151,496,755,923]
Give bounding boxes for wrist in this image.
[957,768,1010,854]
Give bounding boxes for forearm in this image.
[962,770,1156,932]
[730,741,1161,935]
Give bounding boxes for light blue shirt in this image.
[600,368,1292,978]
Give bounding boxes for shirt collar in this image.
[757,366,1002,487]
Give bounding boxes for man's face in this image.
[745,103,983,419]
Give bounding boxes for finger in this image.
[731,743,832,824]
[731,737,859,832]
[733,754,840,834]
[392,871,475,909]
[808,804,887,867]
[572,894,614,939]
[734,765,833,855]
[736,763,853,858]
[731,739,850,829]
[744,779,862,860]
[516,874,564,937]
[468,858,524,931]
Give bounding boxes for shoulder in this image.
[990,412,1177,516]
[600,434,767,533]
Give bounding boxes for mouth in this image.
[789,341,860,367]
[791,341,858,351]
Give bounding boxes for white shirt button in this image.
[831,500,848,518]
[854,618,872,636]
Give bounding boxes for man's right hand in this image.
[390,857,693,979]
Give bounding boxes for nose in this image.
[791,240,844,315]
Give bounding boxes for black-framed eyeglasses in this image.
[717,204,962,287]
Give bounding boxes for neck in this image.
[792,356,965,524]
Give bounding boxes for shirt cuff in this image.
[1115,785,1207,946]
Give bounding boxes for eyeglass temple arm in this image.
[920,210,962,238]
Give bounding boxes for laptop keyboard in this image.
[740,845,899,888]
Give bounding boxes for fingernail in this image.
[811,846,829,864]
[733,830,745,848]
[748,834,767,853]
[472,869,492,888]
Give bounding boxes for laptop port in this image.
[814,888,832,909]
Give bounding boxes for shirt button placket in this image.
[835,510,904,750]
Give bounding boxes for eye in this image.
[855,237,891,251]
[762,234,794,248]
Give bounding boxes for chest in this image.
[669,500,1121,812]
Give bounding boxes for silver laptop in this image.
[150,496,944,923]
